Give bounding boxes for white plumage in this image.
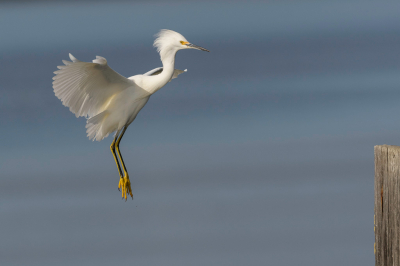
[52,29,209,200]
[53,54,186,141]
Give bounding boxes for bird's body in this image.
[53,30,209,200]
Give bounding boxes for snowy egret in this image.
[53,29,209,200]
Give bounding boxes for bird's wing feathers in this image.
[143,67,163,76]
[53,53,135,118]
[143,67,187,82]
[171,69,187,80]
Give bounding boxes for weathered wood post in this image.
[375,145,400,265]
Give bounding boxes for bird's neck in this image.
[144,49,177,94]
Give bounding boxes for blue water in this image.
[2,1,400,265]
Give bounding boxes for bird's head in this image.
[153,29,209,60]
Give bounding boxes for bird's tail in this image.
[86,111,110,141]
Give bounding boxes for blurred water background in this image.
[1,0,400,265]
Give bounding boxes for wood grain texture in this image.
[375,145,400,266]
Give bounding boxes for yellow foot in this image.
[118,174,133,201]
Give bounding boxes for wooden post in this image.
[375,145,400,266]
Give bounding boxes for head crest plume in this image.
[153,29,187,59]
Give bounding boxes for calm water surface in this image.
[2,1,400,265]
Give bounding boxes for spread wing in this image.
[143,67,187,82]
[53,53,135,118]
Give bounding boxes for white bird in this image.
[53,30,209,200]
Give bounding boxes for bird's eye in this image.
[180,41,189,45]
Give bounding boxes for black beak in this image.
[187,43,210,52]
